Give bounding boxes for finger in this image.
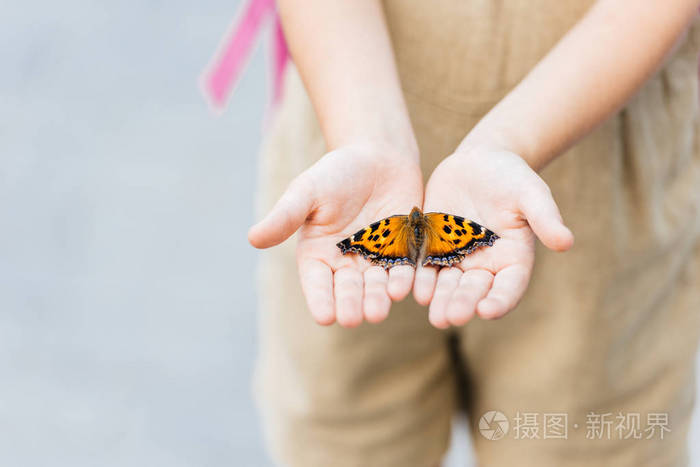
[428,268,462,329]
[334,267,364,328]
[476,264,530,320]
[363,267,391,323]
[446,269,493,326]
[299,259,335,325]
[518,180,574,252]
[413,265,438,306]
[248,176,315,249]
[387,265,414,301]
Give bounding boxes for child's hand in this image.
[249,143,423,327]
[416,148,574,328]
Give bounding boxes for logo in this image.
[479,410,509,440]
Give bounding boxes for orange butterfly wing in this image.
[422,212,498,267]
[336,215,415,268]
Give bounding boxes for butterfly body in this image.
[337,207,498,269]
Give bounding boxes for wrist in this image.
[322,94,419,163]
[457,122,552,171]
[333,138,420,167]
[330,127,419,164]
[458,121,525,157]
[450,127,540,174]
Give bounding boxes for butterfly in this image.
[336,206,499,268]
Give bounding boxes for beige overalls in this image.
[253,1,700,465]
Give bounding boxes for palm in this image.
[250,144,423,327]
[417,150,573,327]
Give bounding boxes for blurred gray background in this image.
[0,1,698,466]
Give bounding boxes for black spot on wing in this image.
[442,225,452,234]
[352,228,366,240]
[453,216,465,228]
[374,243,382,249]
[469,221,483,233]
[421,223,500,267]
[369,221,381,233]
[384,219,391,226]
[443,214,449,222]
[455,229,463,237]
[382,229,391,237]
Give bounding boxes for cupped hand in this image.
[249,143,423,327]
[416,148,574,328]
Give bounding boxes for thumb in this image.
[518,180,574,252]
[248,176,315,249]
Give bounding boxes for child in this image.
[248,0,700,465]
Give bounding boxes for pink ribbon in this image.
[200,0,289,111]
